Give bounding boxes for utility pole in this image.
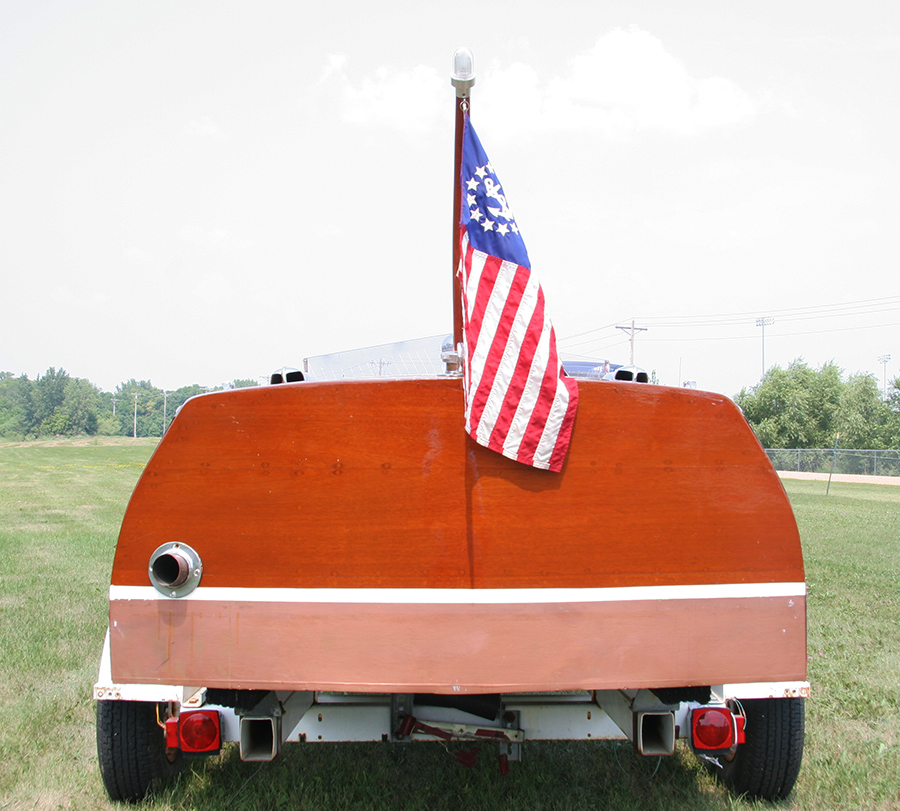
[110,396,118,416]
[615,319,647,365]
[878,354,891,400]
[132,393,141,439]
[369,358,393,376]
[162,391,170,435]
[756,317,774,378]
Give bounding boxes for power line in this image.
[559,294,900,345]
[644,303,900,329]
[637,319,900,343]
[561,319,627,343]
[638,294,900,325]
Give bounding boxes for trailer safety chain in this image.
[396,713,520,774]
[396,713,523,744]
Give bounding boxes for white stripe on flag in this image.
[532,378,571,469]
[477,270,540,446]
[468,259,516,408]
[503,320,552,458]
[464,242,487,323]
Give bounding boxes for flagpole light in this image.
[451,47,474,349]
[451,47,475,98]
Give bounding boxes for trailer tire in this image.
[711,697,804,801]
[96,700,182,803]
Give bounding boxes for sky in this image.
[1,0,898,398]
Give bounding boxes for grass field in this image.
[1,439,898,810]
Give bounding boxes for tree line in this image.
[735,359,900,449]
[0,368,258,439]
[2,360,899,448]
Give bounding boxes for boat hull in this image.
[108,378,806,693]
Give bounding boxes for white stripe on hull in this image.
[110,582,806,604]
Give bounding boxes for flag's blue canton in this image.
[460,120,531,270]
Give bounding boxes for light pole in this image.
[756,317,774,378]
[878,354,891,400]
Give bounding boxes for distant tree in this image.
[735,359,828,448]
[737,360,898,450]
[806,361,843,445]
[837,373,890,449]
[33,367,71,435]
[96,414,122,436]
[114,379,163,438]
[107,380,219,436]
[0,373,34,438]
[1,369,265,439]
[885,376,900,447]
[160,385,206,433]
[62,377,101,435]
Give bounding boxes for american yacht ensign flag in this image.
[458,116,579,472]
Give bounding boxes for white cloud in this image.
[690,76,757,130]
[124,245,152,264]
[179,226,251,250]
[184,115,223,138]
[540,28,756,137]
[321,28,756,141]
[317,53,348,85]
[51,285,112,309]
[338,63,444,135]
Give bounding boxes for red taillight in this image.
[691,708,736,750]
[179,710,221,753]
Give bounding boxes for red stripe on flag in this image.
[468,264,530,438]
[462,235,498,351]
[516,324,573,470]
[486,278,544,451]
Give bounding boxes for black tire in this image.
[96,700,183,803]
[711,697,804,801]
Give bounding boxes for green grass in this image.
[0,442,898,810]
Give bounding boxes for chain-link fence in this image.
[765,448,900,477]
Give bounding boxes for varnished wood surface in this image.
[111,379,803,590]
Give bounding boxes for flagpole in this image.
[450,48,475,349]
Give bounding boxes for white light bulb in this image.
[451,47,474,81]
[450,47,476,97]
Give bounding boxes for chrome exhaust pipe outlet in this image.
[240,716,282,762]
[636,711,676,756]
[148,542,202,598]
